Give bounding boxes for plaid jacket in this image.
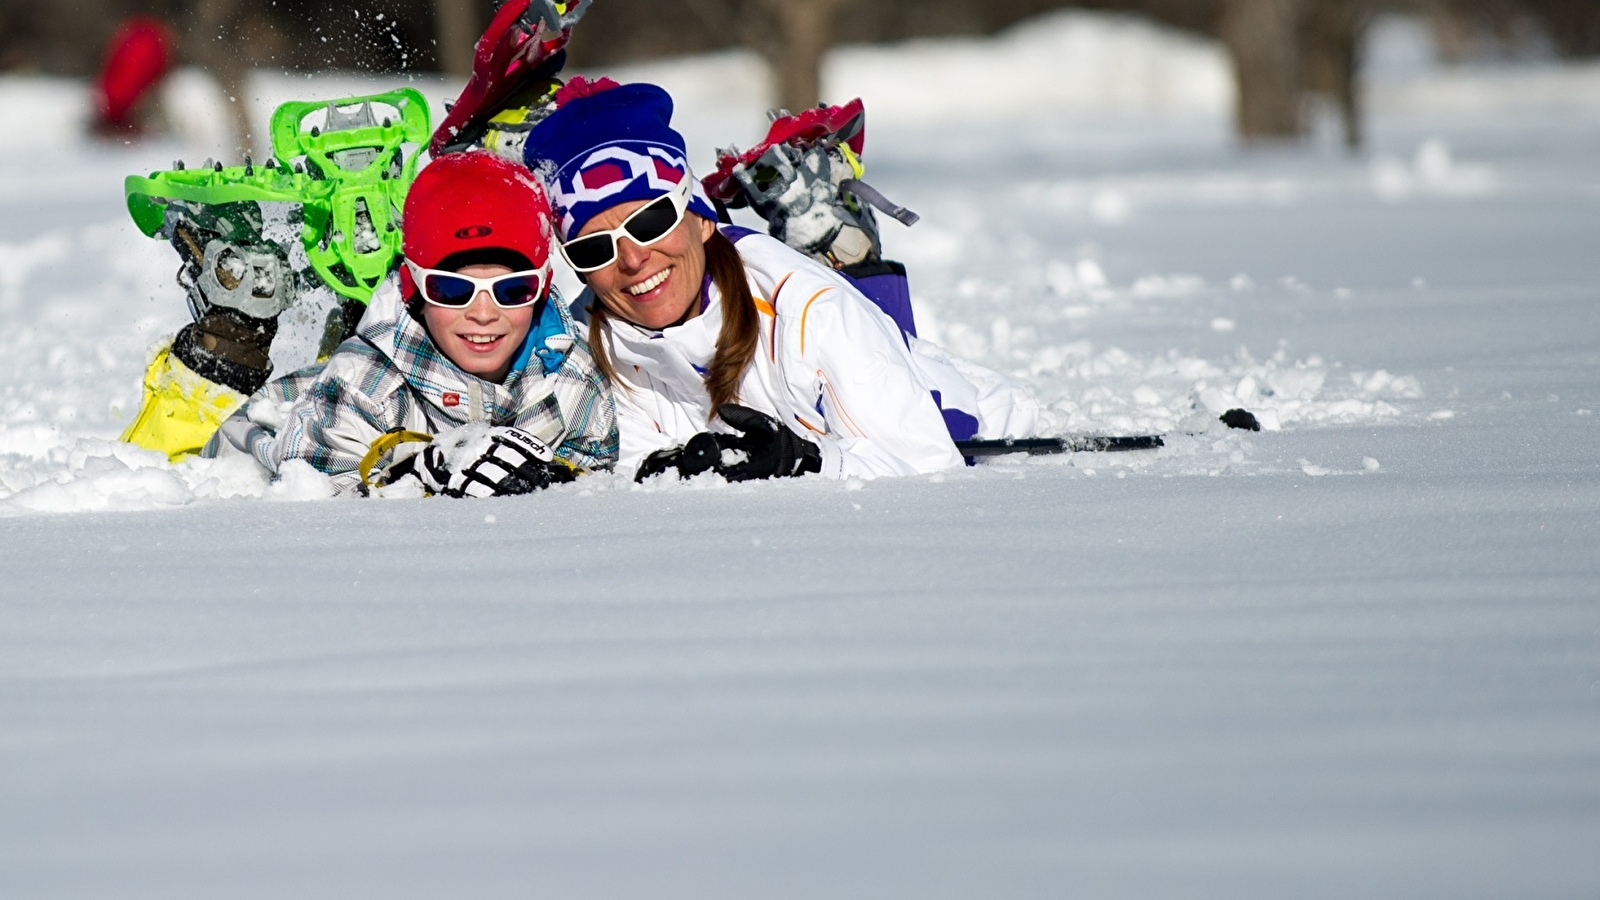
[224,275,617,491]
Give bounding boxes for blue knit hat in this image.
[523,79,719,243]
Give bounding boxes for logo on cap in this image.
[455,225,493,240]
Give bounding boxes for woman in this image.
[215,150,617,496]
[522,80,1035,481]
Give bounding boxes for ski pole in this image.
[955,435,1165,456]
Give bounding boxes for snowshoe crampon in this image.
[430,0,592,158]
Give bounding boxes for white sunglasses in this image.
[558,175,694,273]
[405,260,551,309]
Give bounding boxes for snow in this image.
[3,11,1599,897]
[828,10,1235,122]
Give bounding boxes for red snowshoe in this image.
[702,99,918,270]
[430,0,592,159]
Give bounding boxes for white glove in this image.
[417,424,574,498]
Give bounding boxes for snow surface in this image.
[2,12,1599,898]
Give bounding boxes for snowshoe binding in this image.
[161,199,287,395]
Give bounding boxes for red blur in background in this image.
[94,17,175,134]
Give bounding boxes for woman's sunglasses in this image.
[559,175,692,273]
[405,260,550,309]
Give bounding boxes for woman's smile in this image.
[626,266,673,299]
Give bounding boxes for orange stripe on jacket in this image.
[753,294,777,362]
[820,372,868,438]
[764,273,793,362]
[798,287,832,356]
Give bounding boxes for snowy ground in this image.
[2,13,1599,898]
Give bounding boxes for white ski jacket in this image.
[584,230,1037,479]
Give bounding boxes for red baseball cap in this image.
[401,151,554,272]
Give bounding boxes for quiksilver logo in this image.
[455,225,493,239]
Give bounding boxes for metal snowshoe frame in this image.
[530,0,592,33]
[126,87,432,305]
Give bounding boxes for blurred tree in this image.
[1531,0,1600,55]
[188,0,252,153]
[1213,0,1369,147]
[1428,0,1599,58]
[0,3,43,71]
[432,0,482,77]
[764,0,844,112]
[1303,0,1368,148]
[1221,0,1306,140]
[266,0,438,71]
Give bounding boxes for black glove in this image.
[714,404,821,482]
[418,426,576,498]
[634,431,722,483]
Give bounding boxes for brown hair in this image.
[588,228,761,419]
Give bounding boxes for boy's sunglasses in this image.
[559,176,693,273]
[405,260,549,309]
